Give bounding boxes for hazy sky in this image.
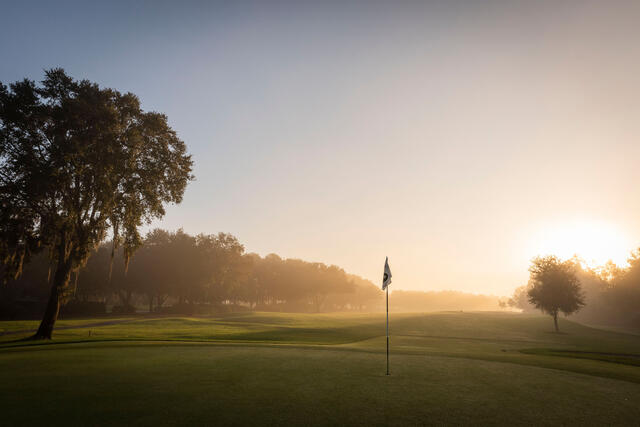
[2,0,640,295]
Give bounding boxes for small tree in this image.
[0,69,193,338]
[527,256,585,332]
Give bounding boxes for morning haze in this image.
[3,1,640,295]
[4,1,640,426]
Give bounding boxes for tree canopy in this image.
[527,256,585,332]
[0,69,193,338]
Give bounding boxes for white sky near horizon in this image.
[2,1,640,296]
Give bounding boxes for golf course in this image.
[1,311,639,426]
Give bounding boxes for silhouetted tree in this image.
[349,275,383,311]
[527,256,585,332]
[150,229,199,309]
[132,229,172,312]
[250,253,282,307]
[0,69,193,338]
[197,233,246,306]
[605,250,640,328]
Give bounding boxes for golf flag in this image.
[382,257,392,290]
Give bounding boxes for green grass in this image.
[1,312,639,426]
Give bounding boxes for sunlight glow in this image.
[528,220,634,268]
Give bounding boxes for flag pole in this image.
[382,256,392,376]
[386,284,389,376]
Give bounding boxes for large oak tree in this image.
[0,69,193,338]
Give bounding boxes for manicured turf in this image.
[1,312,639,425]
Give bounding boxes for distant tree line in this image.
[508,252,640,332]
[0,229,383,318]
[0,227,513,319]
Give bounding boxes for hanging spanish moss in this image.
[0,69,193,339]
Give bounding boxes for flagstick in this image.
[386,285,389,376]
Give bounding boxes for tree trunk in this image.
[553,311,559,332]
[33,258,72,339]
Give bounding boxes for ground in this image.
[1,312,639,426]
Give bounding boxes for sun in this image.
[528,220,634,268]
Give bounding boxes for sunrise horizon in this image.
[4,2,640,426]
[4,1,640,298]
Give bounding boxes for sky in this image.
[2,0,640,296]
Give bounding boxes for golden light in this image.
[528,219,634,268]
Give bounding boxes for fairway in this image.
[1,312,639,426]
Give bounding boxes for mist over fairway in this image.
[3,2,640,426]
[2,312,639,426]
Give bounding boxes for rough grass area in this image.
[1,312,639,426]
